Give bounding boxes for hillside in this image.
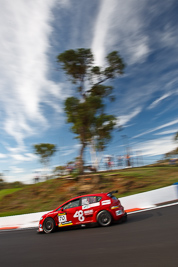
[0,166,178,217]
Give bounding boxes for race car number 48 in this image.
[73,210,85,222]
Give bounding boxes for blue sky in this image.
[0,0,178,183]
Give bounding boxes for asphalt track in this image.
[0,204,178,267]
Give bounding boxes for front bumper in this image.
[38,223,44,232]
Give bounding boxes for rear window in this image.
[107,193,117,200]
[111,196,118,200]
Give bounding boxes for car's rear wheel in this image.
[43,217,56,234]
[97,210,112,227]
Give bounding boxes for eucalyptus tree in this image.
[57,48,125,173]
[33,143,57,177]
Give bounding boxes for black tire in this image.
[43,217,56,234]
[97,210,112,227]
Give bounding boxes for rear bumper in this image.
[111,205,125,220]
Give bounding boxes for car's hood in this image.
[42,210,58,219]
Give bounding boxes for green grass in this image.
[0,166,178,217]
[0,188,22,200]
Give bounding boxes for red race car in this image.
[38,190,127,233]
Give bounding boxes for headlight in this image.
[39,217,43,221]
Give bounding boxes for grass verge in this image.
[0,166,178,217]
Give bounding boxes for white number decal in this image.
[58,214,67,223]
[73,210,85,222]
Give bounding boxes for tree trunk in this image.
[79,142,86,174]
[89,138,103,172]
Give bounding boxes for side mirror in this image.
[61,207,64,212]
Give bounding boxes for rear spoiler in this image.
[107,190,118,195]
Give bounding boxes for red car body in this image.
[38,191,127,233]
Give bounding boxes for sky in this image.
[0,0,178,183]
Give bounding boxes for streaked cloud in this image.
[133,119,178,139]
[133,136,177,157]
[117,107,142,126]
[10,166,24,174]
[92,0,150,66]
[0,0,68,145]
[154,129,178,136]
[0,153,7,159]
[148,93,171,109]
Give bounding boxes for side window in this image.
[63,198,80,210]
[81,196,102,206]
[82,197,90,206]
[96,196,102,202]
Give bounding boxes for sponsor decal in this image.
[82,202,100,210]
[82,204,90,210]
[84,209,93,215]
[73,210,85,222]
[90,202,100,208]
[58,213,67,223]
[111,206,119,209]
[116,210,122,216]
[101,200,111,205]
[58,221,73,227]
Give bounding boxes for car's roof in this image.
[69,192,107,201]
[55,192,107,209]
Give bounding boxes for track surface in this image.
[0,204,178,267]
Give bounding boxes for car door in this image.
[81,196,102,223]
[59,198,83,226]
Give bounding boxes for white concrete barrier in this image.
[0,211,50,229]
[120,184,178,210]
[0,184,178,229]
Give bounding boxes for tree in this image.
[165,132,178,158]
[33,143,57,176]
[57,48,125,173]
[174,132,178,142]
[53,165,66,176]
[0,174,5,190]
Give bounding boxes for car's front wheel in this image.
[97,210,112,227]
[43,217,56,234]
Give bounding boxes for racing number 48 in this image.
[73,210,84,222]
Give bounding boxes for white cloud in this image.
[154,129,178,136]
[91,0,118,66]
[117,107,142,126]
[92,0,150,66]
[10,152,37,162]
[5,145,25,154]
[133,119,178,139]
[61,144,81,157]
[0,153,7,159]
[133,136,177,157]
[148,93,171,109]
[10,154,28,162]
[0,0,68,145]
[10,166,24,174]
